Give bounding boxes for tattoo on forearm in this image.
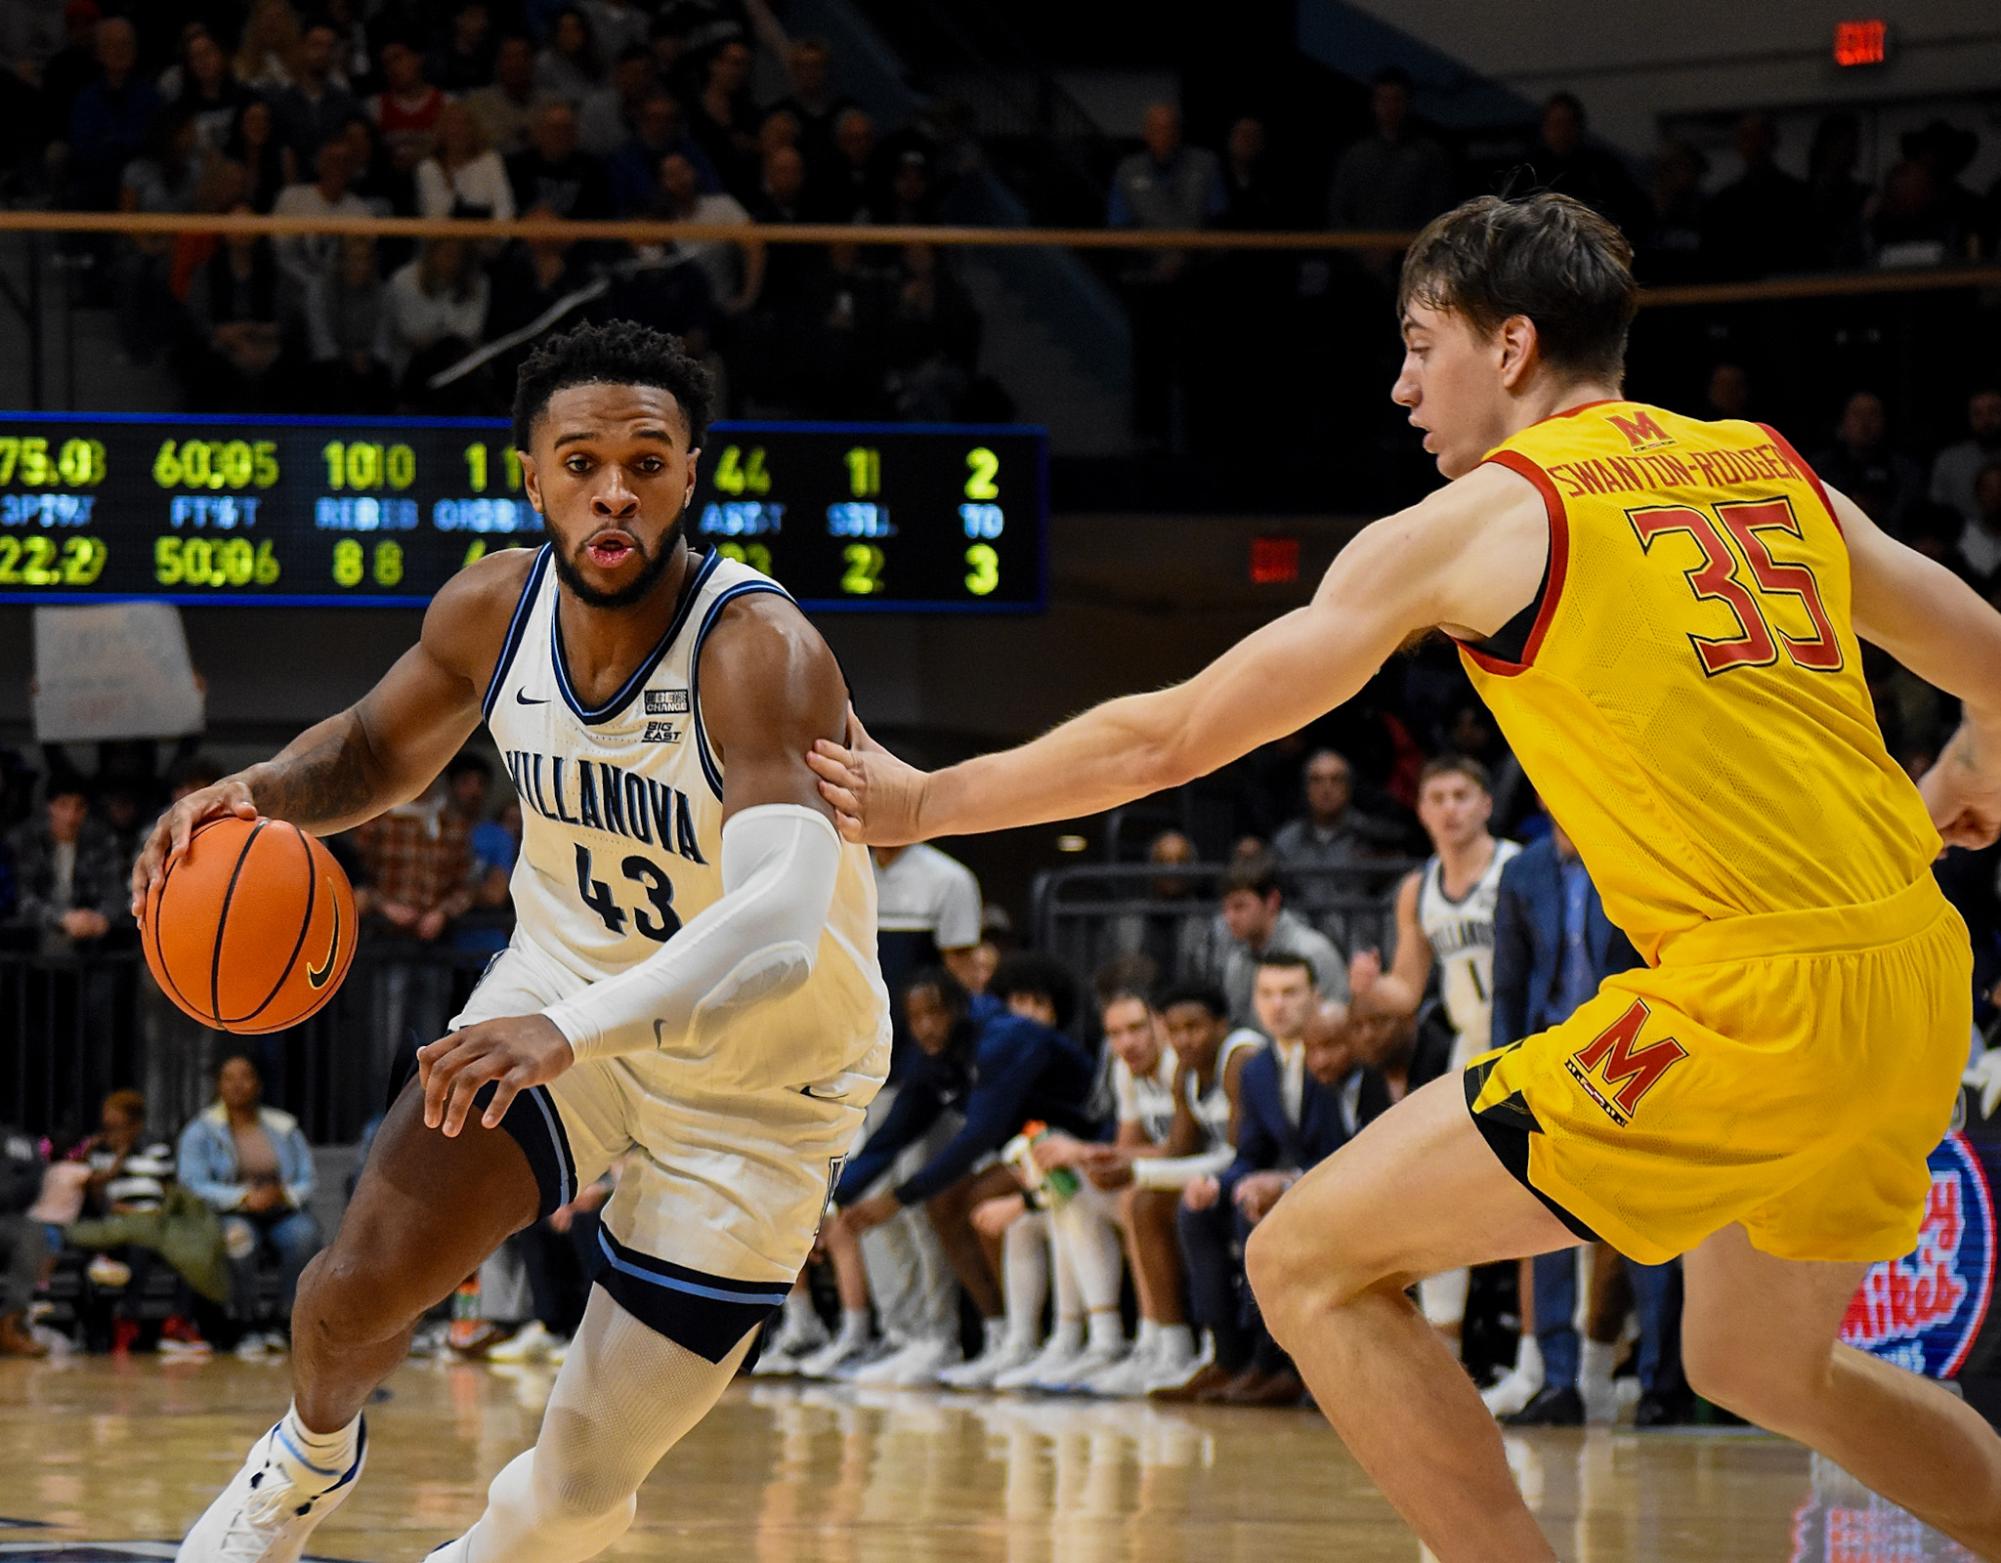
[251,716,377,830]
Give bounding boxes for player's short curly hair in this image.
[1397,191,1636,386]
[511,319,714,452]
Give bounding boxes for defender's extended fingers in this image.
[481,1066,535,1131]
[421,1034,475,1129]
[441,1052,511,1138]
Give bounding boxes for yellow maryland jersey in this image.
[1458,399,1940,966]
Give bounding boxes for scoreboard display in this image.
[0,413,1046,612]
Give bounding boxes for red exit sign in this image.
[1250,535,1300,585]
[1833,19,1889,67]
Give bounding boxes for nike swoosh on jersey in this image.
[515,689,549,705]
[798,1084,850,1101]
[306,888,342,989]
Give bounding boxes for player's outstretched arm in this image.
[1837,486,2001,848]
[809,464,1546,845]
[129,551,523,914]
[1348,871,1430,1021]
[420,592,851,1135]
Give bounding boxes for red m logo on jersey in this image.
[1565,999,1687,1125]
[1608,410,1672,451]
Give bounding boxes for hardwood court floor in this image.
[0,1356,1979,1561]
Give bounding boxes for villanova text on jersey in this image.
[502,749,708,865]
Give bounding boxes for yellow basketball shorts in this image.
[1465,876,1973,1266]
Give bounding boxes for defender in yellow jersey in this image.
[806,194,2001,1560]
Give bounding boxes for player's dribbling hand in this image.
[129,777,259,917]
[418,1014,576,1138]
[805,706,927,846]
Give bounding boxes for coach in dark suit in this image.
[1167,979,1389,1406]
[1491,827,1688,1426]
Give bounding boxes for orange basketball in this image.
[142,815,358,1034]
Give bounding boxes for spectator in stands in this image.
[834,964,1101,1385]
[340,112,415,216]
[183,204,286,402]
[1110,101,1225,239]
[228,99,295,213]
[810,105,882,223]
[1171,979,1385,1404]
[273,133,371,301]
[1270,748,1403,898]
[1814,390,1924,535]
[579,43,659,157]
[1702,112,1814,280]
[61,16,157,210]
[233,0,300,92]
[1110,102,1223,449]
[1529,92,1643,235]
[416,101,515,222]
[1932,386,2001,528]
[8,775,129,955]
[1961,462,2001,592]
[883,242,978,418]
[429,0,497,95]
[120,106,200,217]
[1806,111,1870,270]
[691,37,759,198]
[651,150,761,318]
[766,37,850,171]
[271,19,358,164]
[1326,67,1451,237]
[377,235,489,386]
[884,148,940,227]
[177,1055,320,1353]
[466,33,556,159]
[172,27,252,156]
[609,89,717,214]
[1219,116,1284,230]
[1104,828,1208,990]
[1209,853,1346,1025]
[61,1088,221,1356]
[486,203,593,339]
[1635,138,1706,284]
[369,37,448,173]
[0,1119,46,1357]
[537,7,603,107]
[304,233,389,403]
[507,99,612,221]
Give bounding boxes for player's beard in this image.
[546,509,685,609]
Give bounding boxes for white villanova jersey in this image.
[1418,838,1521,1059]
[482,545,890,1090]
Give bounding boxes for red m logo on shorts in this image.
[1607,410,1672,451]
[1566,999,1688,1124]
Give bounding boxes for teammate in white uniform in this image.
[136,322,889,1563]
[1345,756,1517,1355]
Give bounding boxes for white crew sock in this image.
[837,1308,871,1346]
[1137,1318,1159,1357]
[1154,1323,1195,1366]
[982,1316,1008,1354]
[277,1402,358,1482]
[1514,1334,1544,1385]
[1046,1317,1083,1356]
[1580,1339,1615,1394]
[1086,1309,1124,1353]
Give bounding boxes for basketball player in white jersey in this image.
[1346,755,1518,1365]
[130,321,891,1563]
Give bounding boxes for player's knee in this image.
[1245,1212,1333,1340]
[1680,1329,1821,1429]
[294,1242,423,1350]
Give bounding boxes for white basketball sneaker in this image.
[176,1417,366,1562]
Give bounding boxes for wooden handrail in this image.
[0,209,1993,306]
